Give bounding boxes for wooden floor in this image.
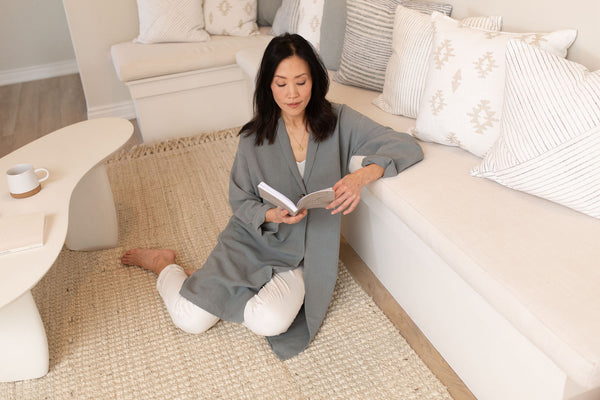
[1,75,475,400]
[0,74,142,158]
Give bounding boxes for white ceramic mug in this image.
[6,163,50,199]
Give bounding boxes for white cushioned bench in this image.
[326,78,600,400]
[110,28,273,142]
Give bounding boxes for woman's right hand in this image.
[265,207,307,224]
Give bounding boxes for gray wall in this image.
[0,0,75,72]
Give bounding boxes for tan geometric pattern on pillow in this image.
[296,0,325,50]
[414,12,577,158]
[373,6,502,119]
[204,0,259,36]
[472,40,600,218]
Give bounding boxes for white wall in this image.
[0,0,78,85]
[449,0,600,70]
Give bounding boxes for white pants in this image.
[156,264,305,337]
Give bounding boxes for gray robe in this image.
[180,103,423,359]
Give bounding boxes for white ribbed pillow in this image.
[373,6,502,119]
[134,0,210,44]
[333,0,452,92]
[471,40,600,218]
[204,0,259,36]
[414,12,577,157]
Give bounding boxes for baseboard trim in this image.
[87,100,137,120]
[0,59,79,86]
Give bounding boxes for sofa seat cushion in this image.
[332,81,600,388]
[351,140,600,388]
[111,27,274,82]
[327,74,416,134]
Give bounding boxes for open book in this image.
[0,212,45,255]
[258,182,335,216]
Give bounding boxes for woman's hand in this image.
[326,164,385,215]
[265,207,308,224]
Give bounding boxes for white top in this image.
[297,160,306,178]
[0,118,133,309]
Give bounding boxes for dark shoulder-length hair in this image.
[239,33,337,146]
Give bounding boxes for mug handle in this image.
[35,168,50,183]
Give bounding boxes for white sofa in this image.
[110,30,273,142]
[63,1,600,399]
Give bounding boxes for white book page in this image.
[258,182,334,216]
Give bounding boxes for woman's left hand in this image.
[326,164,384,215]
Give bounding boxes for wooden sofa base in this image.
[126,65,253,143]
[341,189,597,400]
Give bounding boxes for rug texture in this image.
[0,128,452,399]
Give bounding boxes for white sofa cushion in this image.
[414,12,577,157]
[134,0,210,44]
[330,80,600,388]
[111,28,274,82]
[373,6,502,119]
[204,0,259,36]
[327,74,416,134]
[472,40,600,218]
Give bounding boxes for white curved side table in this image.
[0,118,133,382]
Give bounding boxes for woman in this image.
[122,33,423,359]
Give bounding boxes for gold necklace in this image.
[289,129,308,152]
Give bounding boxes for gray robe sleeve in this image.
[338,104,424,177]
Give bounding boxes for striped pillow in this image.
[373,6,502,118]
[333,0,452,92]
[471,40,600,219]
[271,0,301,35]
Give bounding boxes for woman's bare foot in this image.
[121,248,176,275]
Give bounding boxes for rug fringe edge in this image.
[106,127,241,163]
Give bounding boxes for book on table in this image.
[258,182,335,216]
[0,212,45,255]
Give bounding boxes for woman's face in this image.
[271,55,313,120]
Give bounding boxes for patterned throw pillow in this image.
[204,0,259,36]
[296,0,325,50]
[414,13,576,157]
[333,0,452,92]
[471,40,600,218]
[134,0,210,43]
[373,6,502,119]
[271,0,324,50]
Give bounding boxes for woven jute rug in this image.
[0,128,452,400]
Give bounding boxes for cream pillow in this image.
[471,40,600,218]
[296,0,325,50]
[204,0,259,36]
[414,12,577,157]
[373,6,502,119]
[135,0,210,43]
